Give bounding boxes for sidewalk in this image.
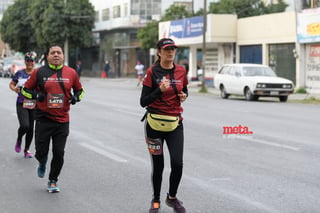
[82,77,320,101]
[188,80,320,101]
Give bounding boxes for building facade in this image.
[159,9,320,94]
[297,8,320,93]
[85,0,162,77]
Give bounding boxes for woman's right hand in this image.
[159,77,170,92]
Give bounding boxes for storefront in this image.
[297,8,320,93]
[159,14,237,85]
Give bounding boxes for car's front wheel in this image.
[279,96,288,102]
[245,88,257,101]
[220,85,229,99]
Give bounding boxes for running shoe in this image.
[15,140,22,153]
[24,150,33,158]
[37,163,46,178]
[149,199,160,213]
[165,194,186,213]
[47,180,60,193]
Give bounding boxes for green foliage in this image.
[199,86,208,93]
[194,8,205,16]
[209,0,288,18]
[30,0,67,52]
[65,0,95,49]
[264,0,288,13]
[162,5,193,21]
[295,87,307,94]
[137,21,159,49]
[0,0,37,53]
[0,0,95,55]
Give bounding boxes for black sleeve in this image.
[183,85,188,97]
[73,88,84,101]
[140,85,162,107]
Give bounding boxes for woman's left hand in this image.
[178,92,187,102]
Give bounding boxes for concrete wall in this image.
[207,14,237,44]
[237,11,297,45]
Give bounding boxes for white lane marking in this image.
[209,177,232,182]
[79,142,128,163]
[240,137,300,151]
[185,175,281,213]
[72,129,280,211]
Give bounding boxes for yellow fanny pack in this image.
[147,113,179,132]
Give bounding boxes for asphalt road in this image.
[0,77,319,213]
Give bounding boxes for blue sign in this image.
[169,16,203,39]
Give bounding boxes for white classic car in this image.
[214,64,294,102]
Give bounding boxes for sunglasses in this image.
[26,59,35,62]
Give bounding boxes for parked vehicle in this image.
[2,57,14,78]
[214,63,294,102]
[0,59,3,77]
[10,60,25,76]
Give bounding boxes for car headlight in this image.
[256,83,266,88]
[282,84,292,89]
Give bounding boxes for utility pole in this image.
[201,0,207,92]
[192,0,194,15]
[64,0,69,66]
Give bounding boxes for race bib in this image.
[47,94,64,108]
[145,137,163,155]
[23,99,36,109]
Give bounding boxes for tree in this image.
[30,0,67,52]
[137,5,193,49]
[0,0,95,57]
[137,20,159,49]
[65,0,95,49]
[209,0,288,18]
[194,8,205,16]
[161,5,193,21]
[0,0,37,54]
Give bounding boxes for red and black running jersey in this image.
[143,63,188,117]
[24,65,83,123]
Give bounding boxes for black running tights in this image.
[145,122,184,201]
[16,103,34,151]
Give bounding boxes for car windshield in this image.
[242,66,277,77]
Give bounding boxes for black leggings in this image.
[145,121,184,201]
[16,103,34,151]
[35,118,69,182]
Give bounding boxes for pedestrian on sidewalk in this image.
[135,61,144,86]
[140,38,188,213]
[76,60,82,78]
[22,45,84,193]
[103,60,110,78]
[9,52,37,158]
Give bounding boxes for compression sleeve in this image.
[140,85,162,107]
[74,88,85,101]
[182,85,188,97]
[21,86,35,99]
